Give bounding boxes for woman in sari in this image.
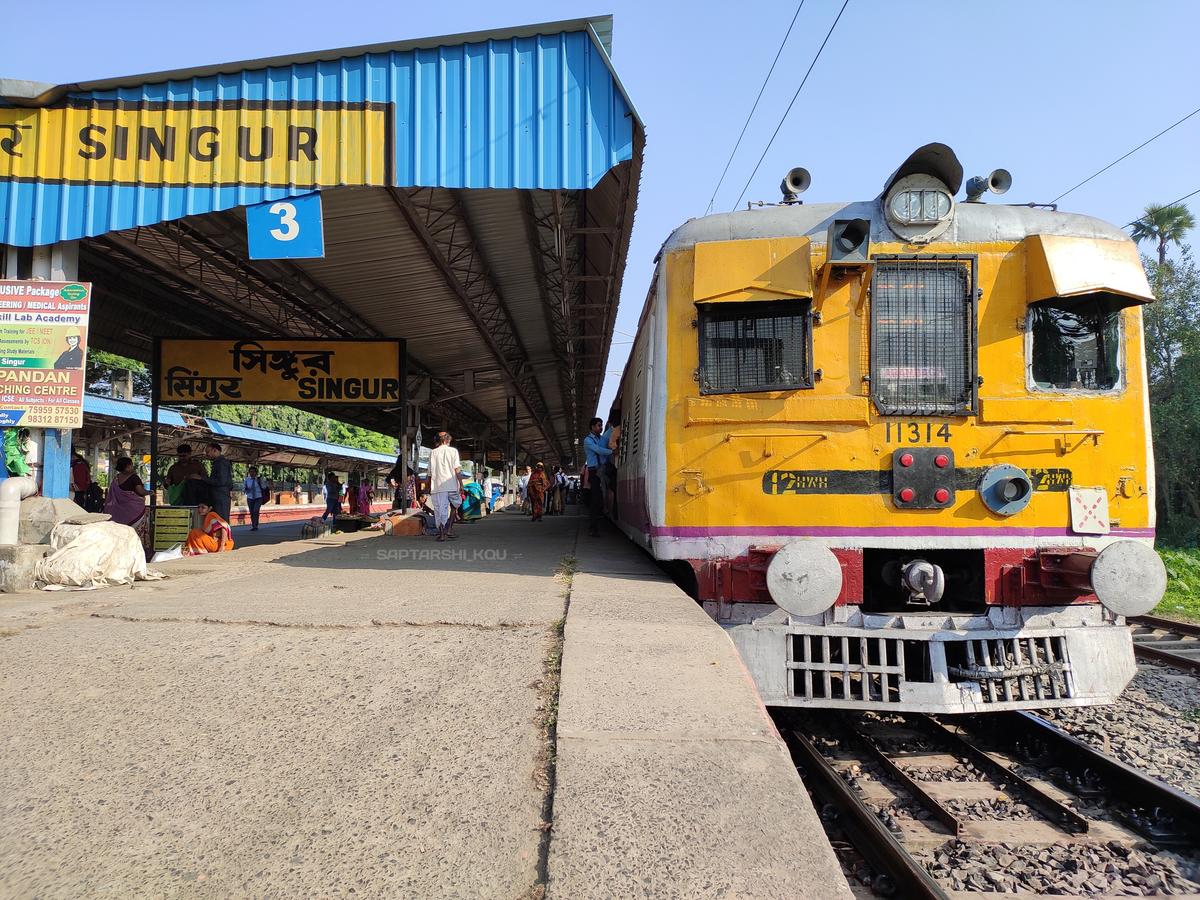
[461,478,485,521]
[526,462,550,522]
[184,501,235,555]
[104,457,150,544]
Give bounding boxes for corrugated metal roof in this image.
[0,20,636,246]
[83,393,186,427]
[205,418,397,464]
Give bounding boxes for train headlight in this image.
[980,464,1034,516]
[766,542,843,618]
[1091,540,1167,617]
[888,188,951,225]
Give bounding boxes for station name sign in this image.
[0,102,388,189]
[155,338,404,406]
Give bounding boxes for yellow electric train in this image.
[611,143,1165,713]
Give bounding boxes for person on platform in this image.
[243,465,270,531]
[526,462,550,522]
[53,327,84,369]
[583,417,612,537]
[551,465,567,515]
[386,455,406,509]
[189,442,232,520]
[184,501,234,555]
[518,465,531,513]
[481,468,495,514]
[428,431,462,542]
[321,470,342,522]
[165,444,207,506]
[69,448,91,509]
[103,456,149,528]
[461,476,486,521]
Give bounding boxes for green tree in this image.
[1143,246,1200,539]
[1131,203,1196,267]
[86,350,152,400]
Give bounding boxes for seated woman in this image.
[461,478,485,521]
[103,456,150,532]
[184,500,235,555]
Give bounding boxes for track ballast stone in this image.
[1042,663,1200,796]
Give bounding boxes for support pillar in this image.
[29,242,80,498]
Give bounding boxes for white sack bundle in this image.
[36,521,165,590]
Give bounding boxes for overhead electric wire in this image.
[704,0,807,216]
[731,0,852,212]
[1125,186,1200,228]
[1053,105,1200,204]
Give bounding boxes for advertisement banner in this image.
[156,338,404,405]
[0,280,91,428]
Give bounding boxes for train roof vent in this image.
[881,143,964,197]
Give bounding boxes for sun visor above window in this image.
[1025,235,1153,307]
[693,236,812,303]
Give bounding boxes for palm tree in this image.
[1131,203,1196,266]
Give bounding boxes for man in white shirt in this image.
[428,431,462,542]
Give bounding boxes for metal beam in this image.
[388,186,562,458]
[524,190,581,458]
[84,224,534,457]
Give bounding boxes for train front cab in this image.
[640,149,1167,714]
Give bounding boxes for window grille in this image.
[870,256,976,416]
[698,299,813,394]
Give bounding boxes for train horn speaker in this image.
[965,168,1013,202]
[780,167,811,203]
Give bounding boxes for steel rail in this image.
[845,724,963,837]
[1131,641,1200,675]
[781,726,949,900]
[1128,615,1200,674]
[1130,614,1200,637]
[916,715,1089,834]
[986,711,1200,846]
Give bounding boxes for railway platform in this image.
[0,509,850,899]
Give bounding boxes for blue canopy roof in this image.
[82,394,397,466]
[0,17,638,246]
[84,393,186,427]
[205,418,397,465]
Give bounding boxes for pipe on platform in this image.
[0,477,38,545]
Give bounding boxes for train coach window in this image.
[870,257,976,416]
[697,300,813,394]
[1029,298,1121,391]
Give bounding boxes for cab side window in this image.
[1029,298,1121,391]
[697,299,813,394]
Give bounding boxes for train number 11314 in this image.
[885,422,952,443]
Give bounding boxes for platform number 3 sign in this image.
[246,192,325,260]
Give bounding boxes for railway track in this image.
[779,709,1200,897]
[1129,615,1200,675]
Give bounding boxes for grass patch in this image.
[1155,548,1200,622]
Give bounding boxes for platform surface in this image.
[0,508,849,899]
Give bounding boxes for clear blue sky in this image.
[4,1,1198,422]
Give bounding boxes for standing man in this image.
[69,447,91,509]
[583,417,612,536]
[428,431,462,542]
[167,444,208,506]
[243,465,268,531]
[198,442,233,522]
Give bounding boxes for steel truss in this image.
[389,186,562,459]
[82,215,513,453]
